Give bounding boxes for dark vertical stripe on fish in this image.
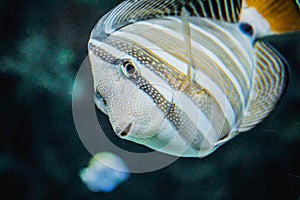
[100,36,232,137]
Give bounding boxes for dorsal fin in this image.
[181,7,194,82]
[91,0,243,39]
[238,41,289,132]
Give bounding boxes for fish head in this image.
[88,38,169,141]
[87,19,221,157]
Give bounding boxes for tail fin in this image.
[242,0,300,36]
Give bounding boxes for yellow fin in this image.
[245,0,300,33]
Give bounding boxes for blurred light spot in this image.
[19,35,48,63]
[79,152,129,193]
[0,33,75,101]
[58,49,74,65]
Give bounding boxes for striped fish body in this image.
[88,0,296,157]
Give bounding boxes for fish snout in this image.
[115,123,133,137]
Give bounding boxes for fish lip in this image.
[118,123,133,137]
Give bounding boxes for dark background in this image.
[1,0,300,199]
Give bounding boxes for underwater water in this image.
[1,0,300,199]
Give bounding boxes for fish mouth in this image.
[118,123,133,137]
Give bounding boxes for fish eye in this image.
[239,22,254,36]
[125,62,135,74]
[120,59,139,78]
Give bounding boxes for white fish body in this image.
[88,0,299,157]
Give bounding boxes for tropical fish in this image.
[88,0,300,157]
[80,152,129,192]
